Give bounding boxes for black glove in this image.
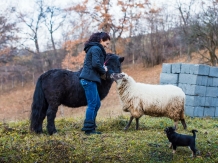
[100,73,107,80]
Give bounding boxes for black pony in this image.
[30,54,124,135]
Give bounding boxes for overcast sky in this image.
[0,0,199,51]
[1,0,196,12]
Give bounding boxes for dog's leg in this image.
[172,144,177,154]
[189,146,197,157]
[124,115,134,130]
[135,118,139,130]
[168,142,172,149]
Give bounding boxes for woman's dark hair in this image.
[86,32,110,44]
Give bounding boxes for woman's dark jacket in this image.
[79,42,106,84]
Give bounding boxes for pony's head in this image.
[104,53,124,79]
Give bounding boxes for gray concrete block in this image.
[162,63,172,73]
[179,74,208,86]
[178,83,188,93]
[215,107,218,117]
[178,84,206,96]
[172,63,181,74]
[212,78,218,87]
[187,85,206,96]
[185,95,205,106]
[189,64,210,75]
[194,107,204,117]
[209,67,218,77]
[207,77,213,86]
[185,105,195,117]
[206,87,218,97]
[181,63,192,74]
[204,107,215,117]
[160,83,177,87]
[160,73,179,84]
[205,97,218,107]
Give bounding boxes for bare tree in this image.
[176,0,196,61]
[190,1,218,66]
[44,6,66,57]
[0,6,19,51]
[17,0,45,54]
[120,0,150,64]
[0,16,19,49]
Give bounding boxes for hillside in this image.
[0,54,202,122]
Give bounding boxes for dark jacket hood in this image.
[84,42,105,54]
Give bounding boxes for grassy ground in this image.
[0,116,218,163]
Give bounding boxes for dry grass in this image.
[0,116,218,162]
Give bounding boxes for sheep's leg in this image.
[174,121,178,130]
[181,119,187,129]
[135,118,139,130]
[124,116,134,131]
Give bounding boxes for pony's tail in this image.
[30,77,46,132]
[192,130,198,139]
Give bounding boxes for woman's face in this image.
[100,39,110,49]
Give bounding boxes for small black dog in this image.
[164,127,198,157]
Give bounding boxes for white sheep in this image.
[110,72,187,130]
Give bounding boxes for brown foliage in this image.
[0,47,11,56]
[62,39,85,70]
[61,51,85,70]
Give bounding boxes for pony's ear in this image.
[119,57,124,63]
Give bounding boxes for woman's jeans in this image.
[80,79,101,131]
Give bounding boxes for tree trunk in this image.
[1,78,2,90]
[209,51,217,66]
[186,45,191,62]
[111,32,116,54]
[34,37,40,54]
[51,32,57,56]
[132,52,135,64]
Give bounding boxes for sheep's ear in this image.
[118,73,124,78]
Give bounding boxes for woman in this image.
[79,32,110,135]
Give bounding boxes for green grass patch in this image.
[0,116,218,163]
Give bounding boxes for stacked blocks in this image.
[160,63,218,118]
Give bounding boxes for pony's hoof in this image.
[48,129,57,135]
[32,128,43,134]
[35,131,43,134]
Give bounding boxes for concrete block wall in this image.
[160,63,218,118]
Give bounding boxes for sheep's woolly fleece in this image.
[115,73,185,120]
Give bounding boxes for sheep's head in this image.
[110,72,128,83]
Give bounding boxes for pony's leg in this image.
[46,105,58,135]
[35,106,48,134]
[124,115,134,131]
[135,118,139,130]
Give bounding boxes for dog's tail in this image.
[192,130,198,138]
